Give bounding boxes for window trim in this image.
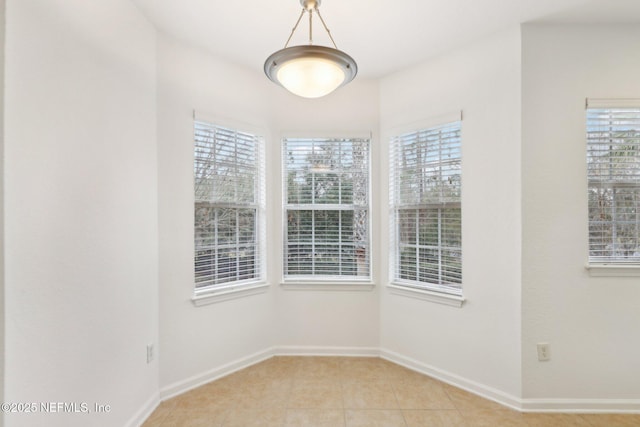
[585,263,640,277]
[387,112,464,298]
[192,283,270,306]
[192,112,267,304]
[280,281,375,291]
[387,283,465,308]
[281,134,373,283]
[585,98,640,271]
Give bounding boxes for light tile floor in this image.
[142,356,640,427]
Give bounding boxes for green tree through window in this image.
[391,120,462,295]
[283,137,370,279]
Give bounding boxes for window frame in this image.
[388,114,464,302]
[281,134,373,285]
[192,116,267,304]
[585,98,640,275]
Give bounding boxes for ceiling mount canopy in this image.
[264,0,357,99]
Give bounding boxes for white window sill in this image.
[585,264,640,277]
[280,281,375,291]
[192,283,270,306]
[387,283,465,308]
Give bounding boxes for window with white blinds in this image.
[587,102,640,264]
[283,137,370,280]
[390,120,462,295]
[194,121,265,292]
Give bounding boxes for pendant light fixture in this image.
[264,0,357,99]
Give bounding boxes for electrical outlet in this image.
[537,343,550,361]
[146,344,154,364]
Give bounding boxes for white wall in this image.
[156,34,276,393]
[0,0,5,423]
[521,24,640,403]
[379,28,523,400]
[4,1,158,426]
[268,71,381,352]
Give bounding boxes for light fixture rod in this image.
[284,8,306,48]
[315,9,338,49]
[284,1,338,50]
[308,9,313,44]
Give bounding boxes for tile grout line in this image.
[340,366,347,427]
[391,382,410,427]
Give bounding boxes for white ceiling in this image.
[131,0,640,78]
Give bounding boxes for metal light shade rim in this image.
[264,45,358,91]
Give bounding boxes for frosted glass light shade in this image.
[277,58,344,98]
[264,45,357,98]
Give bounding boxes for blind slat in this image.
[283,137,371,279]
[587,107,640,263]
[391,120,463,294]
[194,121,265,290]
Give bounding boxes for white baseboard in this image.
[274,345,380,357]
[158,346,378,402]
[521,399,640,413]
[156,345,640,415]
[381,348,640,413]
[379,348,523,411]
[126,393,160,427]
[159,347,275,400]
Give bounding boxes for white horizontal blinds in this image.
[391,121,462,294]
[284,137,370,279]
[194,121,264,289]
[586,104,640,264]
